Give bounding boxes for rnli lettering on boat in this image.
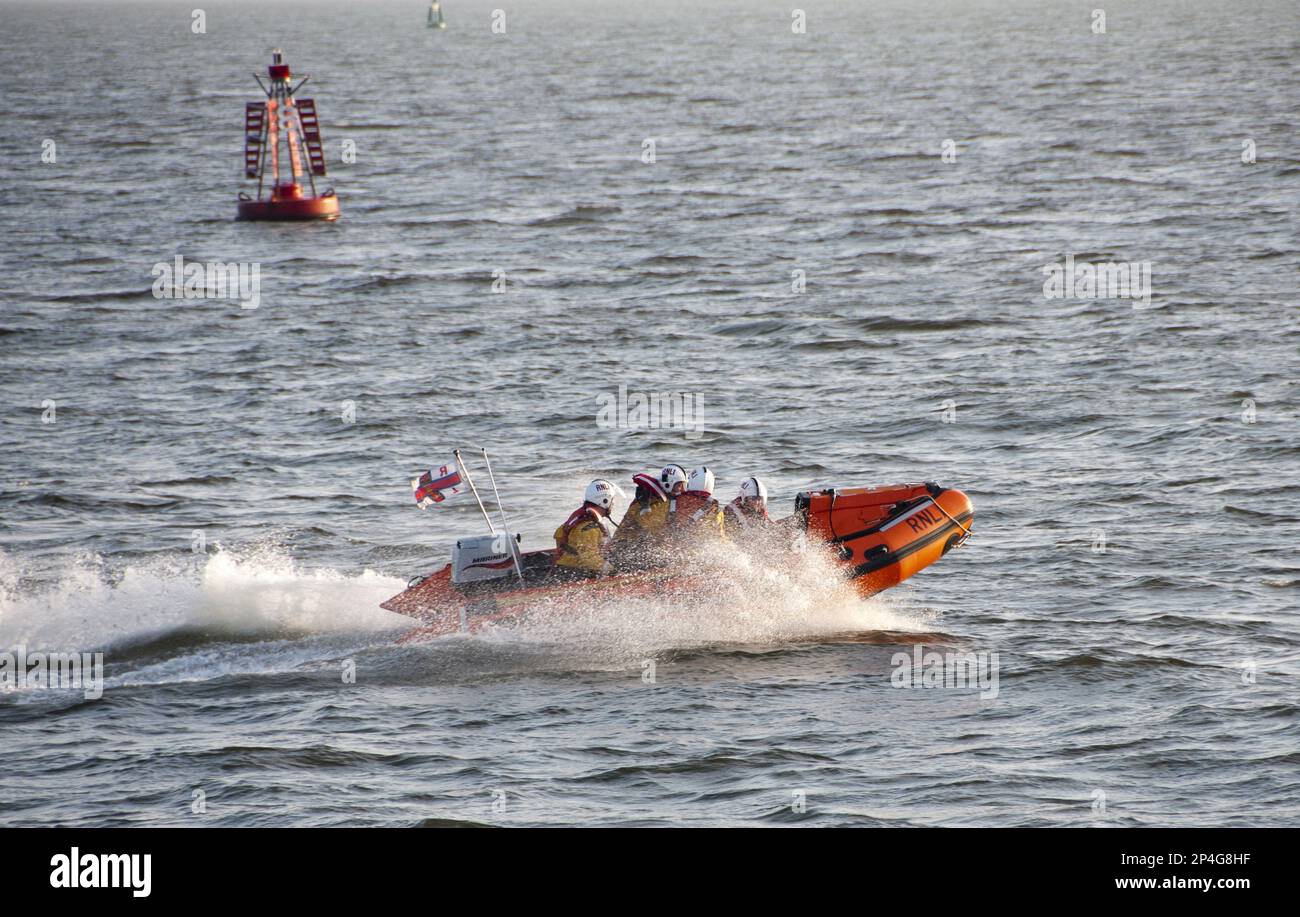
[905,507,943,534]
[877,499,943,535]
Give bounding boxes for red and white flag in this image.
[412,460,465,509]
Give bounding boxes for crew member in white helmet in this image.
[723,476,771,537]
[553,479,617,575]
[610,464,687,569]
[668,466,725,540]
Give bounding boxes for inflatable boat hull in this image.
[381,482,972,640]
[799,483,974,595]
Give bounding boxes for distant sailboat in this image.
[427,1,446,29]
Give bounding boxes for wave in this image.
[37,288,151,305]
[0,535,936,692]
[526,205,621,227]
[848,316,1003,333]
[0,548,406,661]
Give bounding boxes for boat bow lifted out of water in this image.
[237,50,340,221]
[381,481,973,639]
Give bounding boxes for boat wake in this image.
[449,536,937,652]
[0,541,942,692]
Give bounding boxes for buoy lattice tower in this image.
[237,49,340,221]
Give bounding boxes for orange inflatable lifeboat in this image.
[795,482,973,597]
[380,480,972,639]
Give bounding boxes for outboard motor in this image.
[451,533,521,585]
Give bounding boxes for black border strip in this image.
[849,511,973,579]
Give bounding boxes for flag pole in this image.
[453,449,494,533]
[481,448,526,583]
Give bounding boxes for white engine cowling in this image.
[451,533,520,585]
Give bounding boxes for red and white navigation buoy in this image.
[237,49,340,221]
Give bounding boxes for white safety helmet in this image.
[739,476,768,504]
[584,479,616,511]
[687,466,715,495]
[660,464,688,493]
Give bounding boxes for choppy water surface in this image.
[1,0,1298,826]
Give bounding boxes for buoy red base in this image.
[237,187,339,222]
